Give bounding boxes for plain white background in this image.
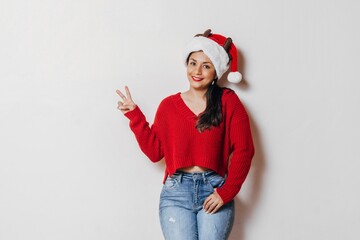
[1,0,359,239]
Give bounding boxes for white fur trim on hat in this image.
[183,36,230,80]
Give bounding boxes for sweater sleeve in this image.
[216,92,255,204]
[124,105,164,163]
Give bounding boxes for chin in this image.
[189,83,210,91]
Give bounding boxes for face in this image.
[186,51,216,91]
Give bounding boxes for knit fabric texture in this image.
[124,88,255,204]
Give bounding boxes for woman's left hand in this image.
[203,189,224,214]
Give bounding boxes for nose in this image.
[195,65,202,75]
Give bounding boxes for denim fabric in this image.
[159,171,234,240]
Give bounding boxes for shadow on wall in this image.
[227,49,266,240]
[229,117,265,240]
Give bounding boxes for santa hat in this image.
[183,29,242,83]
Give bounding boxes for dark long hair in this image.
[196,80,223,132]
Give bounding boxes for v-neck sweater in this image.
[124,88,255,204]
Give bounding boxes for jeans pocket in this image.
[207,174,225,189]
[163,176,179,190]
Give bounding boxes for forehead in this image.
[189,51,213,64]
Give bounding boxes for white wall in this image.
[1,0,359,239]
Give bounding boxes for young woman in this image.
[116,29,255,240]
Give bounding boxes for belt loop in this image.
[179,172,183,183]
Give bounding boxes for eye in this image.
[189,61,196,66]
[203,65,211,69]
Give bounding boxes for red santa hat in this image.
[183,29,242,83]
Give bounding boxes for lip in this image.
[191,76,203,82]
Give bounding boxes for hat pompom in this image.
[227,71,242,83]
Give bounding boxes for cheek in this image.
[186,68,192,76]
[186,65,193,74]
[206,69,216,79]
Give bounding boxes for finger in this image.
[203,202,210,212]
[117,102,124,110]
[117,102,125,109]
[209,203,222,214]
[204,199,218,213]
[117,101,129,110]
[125,86,132,100]
[116,89,127,100]
[203,196,213,211]
[118,105,130,111]
[206,201,218,214]
[118,102,130,109]
[204,196,212,206]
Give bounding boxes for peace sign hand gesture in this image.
[116,86,136,114]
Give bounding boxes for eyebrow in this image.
[189,58,212,64]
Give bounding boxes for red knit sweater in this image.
[124,88,255,204]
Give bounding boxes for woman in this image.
[116,29,254,240]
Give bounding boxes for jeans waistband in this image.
[171,170,217,183]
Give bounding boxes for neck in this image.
[186,88,208,101]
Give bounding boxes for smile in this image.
[192,76,203,82]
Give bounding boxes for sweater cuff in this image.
[216,187,236,205]
[124,105,142,120]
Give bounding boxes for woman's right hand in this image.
[116,86,136,114]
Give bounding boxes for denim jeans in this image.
[159,171,234,240]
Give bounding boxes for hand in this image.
[116,86,136,114]
[203,188,224,214]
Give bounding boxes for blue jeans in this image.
[159,171,234,240]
